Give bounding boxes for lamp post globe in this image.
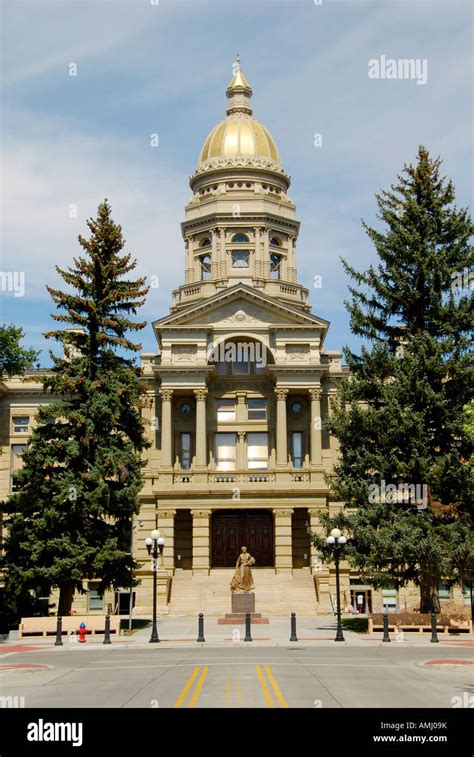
[325,528,348,642]
[147,529,165,644]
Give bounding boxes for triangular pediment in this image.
[153,285,329,331]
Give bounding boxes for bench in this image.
[368,613,472,635]
[19,615,121,638]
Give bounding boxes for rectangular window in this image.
[88,583,104,612]
[180,432,192,470]
[233,359,249,375]
[292,432,303,469]
[232,250,249,268]
[247,432,268,470]
[11,444,27,471]
[438,582,451,601]
[381,586,398,610]
[270,254,281,280]
[248,398,267,420]
[200,255,211,281]
[291,431,303,468]
[215,433,237,471]
[216,399,236,422]
[13,416,29,434]
[11,444,27,491]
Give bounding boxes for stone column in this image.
[281,250,288,281]
[237,430,246,470]
[327,389,339,452]
[157,509,176,572]
[308,502,332,612]
[219,228,226,278]
[185,238,194,283]
[159,388,174,468]
[235,391,246,423]
[309,388,322,466]
[194,388,208,467]
[193,247,200,281]
[263,228,270,278]
[211,227,218,279]
[307,502,326,571]
[274,387,288,465]
[287,235,297,283]
[273,508,293,574]
[254,226,261,277]
[192,509,211,574]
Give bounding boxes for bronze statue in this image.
[230,546,255,592]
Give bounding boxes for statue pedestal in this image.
[231,592,255,614]
[218,591,269,624]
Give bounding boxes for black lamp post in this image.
[326,528,347,642]
[145,529,165,643]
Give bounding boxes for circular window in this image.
[180,403,192,415]
[291,402,302,414]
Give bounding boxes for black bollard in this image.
[197,613,205,643]
[54,616,63,647]
[430,609,439,643]
[289,612,298,642]
[103,614,112,645]
[244,612,252,642]
[382,611,391,642]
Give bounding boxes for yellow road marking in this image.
[188,665,208,708]
[173,667,200,708]
[264,665,288,708]
[224,677,232,708]
[255,664,275,708]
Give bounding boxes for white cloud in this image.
[2,106,187,307]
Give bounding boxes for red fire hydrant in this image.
[78,622,87,643]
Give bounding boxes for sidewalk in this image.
[2,615,473,650]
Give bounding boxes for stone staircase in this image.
[168,568,318,616]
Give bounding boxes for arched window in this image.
[200,238,211,247]
[200,254,211,280]
[212,339,273,376]
[270,253,281,279]
[270,236,282,247]
[232,233,249,243]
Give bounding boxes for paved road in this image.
[1,644,472,709]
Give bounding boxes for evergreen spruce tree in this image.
[2,201,150,617]
[0,324,39,378]
[313,146,473,613]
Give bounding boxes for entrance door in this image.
[350,589,372,614]
[212,510,273,567]
[114,591,135,616]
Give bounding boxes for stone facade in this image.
[0,64,468,616]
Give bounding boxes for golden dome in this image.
[197,59,282,170]
[199,114,281,165]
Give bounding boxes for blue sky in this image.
[1,0,472,364]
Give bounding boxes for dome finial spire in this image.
[226,58,253,115]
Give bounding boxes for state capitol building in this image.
[3,63,461,617]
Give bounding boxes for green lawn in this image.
[341,617,368,633]
[120,619,150,634]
